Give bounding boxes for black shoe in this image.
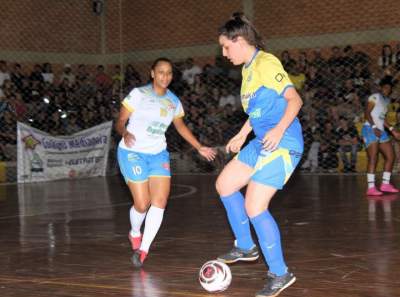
[217,244,259,264]
[255,271,296,297]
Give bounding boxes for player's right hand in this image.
[373,128,381,138]
[225,134,246,153]
[123,131,136,147]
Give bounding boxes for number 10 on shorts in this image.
[132,166,142,175]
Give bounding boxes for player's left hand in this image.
[198,146,217,161]
[262,127,284,151]
[392,129,400,140]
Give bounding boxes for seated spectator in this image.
[351,61,371,98]
[328,46,343,68]
[342,45,355,69]
[59,64,75,87]
[301,118,321,172]
[297,51,309,74]
[336,117,359,172]
[65,113,81,135]
[280,50,295,70]
[30,64,44,83]
[124,64,141,86]
[112,65,123,82]
[319,121,339,172]
[395,44,400,72]
[304,63,324,91]
[95,65,112,90]
[287,60,306,91]
[10,63,25,91]
[76,64,90,82]
[310,48,327,71]
[182,58,202,86]
[41,63,54,84]
[0,110,17,161]
[9,92,28,121]
[0,61,11,87]
[1,79,16,98]
[218,87,237,110]
[192,74,207,96]
[378,44,396,70]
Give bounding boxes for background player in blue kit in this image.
[215,13,304,297]
[115,58,216,267]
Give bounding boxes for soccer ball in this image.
[199,260,232,292]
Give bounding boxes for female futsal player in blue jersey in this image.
[216,13,303,297]
[115,58,216,267]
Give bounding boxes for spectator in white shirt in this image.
[0,61,11,87]
[182,58,202,85]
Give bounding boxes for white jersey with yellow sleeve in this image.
[364,92,390,131]
[119,84,184,154]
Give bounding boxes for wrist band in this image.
[372,125,377,129]
[389,126,394,131]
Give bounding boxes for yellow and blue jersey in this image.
[241,50,303,150]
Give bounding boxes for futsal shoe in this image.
[132,250,147,268]
[217,244,259,264]
[380,183,400,193]
[366,187,383,196]
[255,271,296,297]
[128,233,142,251]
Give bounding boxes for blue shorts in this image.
[117,147,171,183]
[361,125,390,148]
[236,139,303,189]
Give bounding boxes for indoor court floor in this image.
[0,173,399,297]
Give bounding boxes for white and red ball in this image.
[199,260,232,292]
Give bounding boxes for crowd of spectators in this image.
[1,43,400,174]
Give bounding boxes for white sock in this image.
[367,173,375,189]
[382,171,391,185]
[129,206,147,237]
[140,206,165,253]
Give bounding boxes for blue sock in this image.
[250,210,288,276]
[220,192,254,250]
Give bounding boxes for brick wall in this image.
[117,0,242,52]
[0,0,101,53]
[255,0,400,38]
[0,0,398,58]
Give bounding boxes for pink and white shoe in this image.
[380,183,400,193]
[128,233,142,251]
[132,250,148,268]
[366,187,383,196]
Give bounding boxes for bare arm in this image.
[276,87,303,133]
[173,117,216,161]
[364,101,381,137]
[262,87,303,151]
[238,119,252,137]
[173,117,201,150]
[225,118,252,153]
[115,105,135,147]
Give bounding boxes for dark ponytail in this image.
[218,12,265,50]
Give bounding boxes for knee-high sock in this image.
[140,206,165,253]
[221,192,254,250]
[130,206,147,237]
[250,210,287,276]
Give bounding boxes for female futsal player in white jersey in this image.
[115,57,216,267]
[362,76,400,196]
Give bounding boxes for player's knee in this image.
[134,201,150,213]
[215,176,229,196]
[244,202,260,218]
[151,197,168,209]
